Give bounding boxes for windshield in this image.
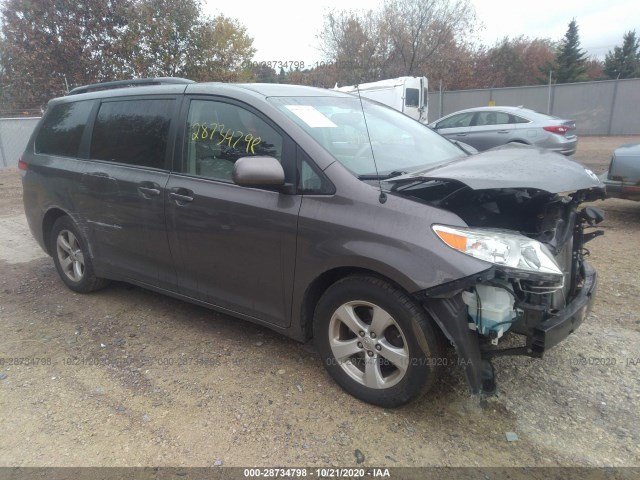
[269,96,465,176]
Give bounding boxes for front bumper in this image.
[530,261,597,354]
[599,175,640,201]
[422,261,598,394]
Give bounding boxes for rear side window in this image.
[90,99,174,168]
[510,114,530,124]
[35,101,93,157]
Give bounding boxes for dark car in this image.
[600,143,640,201]
[429,106,577,155]
[20,78,605,407]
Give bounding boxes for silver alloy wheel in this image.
[56,229,85,282]
[328,300,410,389]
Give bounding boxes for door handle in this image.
[138,182,161,198]
[168,188,194,205]
[139,187,161,197]
[88,172,113,178]
[456,133,467,137]
[497,130,510,134]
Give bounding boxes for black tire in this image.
[50,216,109,293]
[313,275,443,408]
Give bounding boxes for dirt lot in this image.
[1,136,639,468]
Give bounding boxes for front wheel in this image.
[313,275,443,407]
[50,216,109,293]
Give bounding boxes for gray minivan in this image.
[21,78,605,407]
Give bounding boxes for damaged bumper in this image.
[418,261,598,395]
[531,261,597,354]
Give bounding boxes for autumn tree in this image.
[423,40,479,90]
[553,19,587,83]
[584,57,605,81]
[0,0,255,111]
[0,0,129,109]
[604,30,640,79]
[121,0,254,81]
[475,36,556,88]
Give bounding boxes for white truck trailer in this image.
[333,76,429,123]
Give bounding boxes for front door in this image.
[165,98,300,327]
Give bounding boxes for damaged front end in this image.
[391,149,606,393]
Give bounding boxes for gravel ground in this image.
[0,136,639,468]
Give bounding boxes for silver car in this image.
[429,106,577,155]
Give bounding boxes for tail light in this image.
[18,157,28,171]
[543,125,572,135]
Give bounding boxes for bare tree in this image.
[318,9,383,85]
[318,0,477,85]
[380,0,476,76]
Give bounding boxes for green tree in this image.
[183,14,255,82]
[604,30,640,79]
[554,19,587,83]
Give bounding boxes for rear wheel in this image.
[51,216,109,293]
[314,275,443,407]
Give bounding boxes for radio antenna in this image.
[355,84,387,204]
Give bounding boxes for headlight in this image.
[432,224,564,282]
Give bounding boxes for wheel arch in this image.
[42,207,70,255]
[299,266,412,342]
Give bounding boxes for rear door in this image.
[83,97,179,290]
[466,110,514,150]
[165,97,300,327]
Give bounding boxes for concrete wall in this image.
[433,78,640,135]
[0,117,40,168]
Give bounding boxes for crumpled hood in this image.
[389,145,603,193]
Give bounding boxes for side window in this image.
[90,99,174,168]
[475,111,510,126]
[510,114,530,124]
[184,100,283,182]
[405,88,419,108]
[297,148,334,195]
[436,112,474,129]
[35,101,93,157]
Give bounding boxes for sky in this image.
[203,0,639,65]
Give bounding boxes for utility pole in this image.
[547,70,552,114]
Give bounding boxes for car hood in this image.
[388,145,602,193]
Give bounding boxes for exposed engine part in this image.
[462,282,519,343]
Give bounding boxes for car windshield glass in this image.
[269,96,464,176]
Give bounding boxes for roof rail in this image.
[68,77,195,95]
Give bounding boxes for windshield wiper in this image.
[358,170,405,180]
